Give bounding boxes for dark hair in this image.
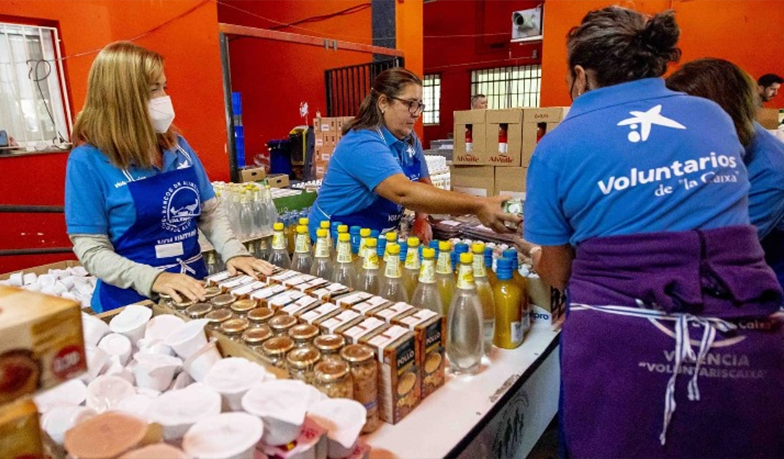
[758,73,784,87]
[666,59,757,147]
[471,94,486,106]
[567,6,682,88]
[343,67,422,135]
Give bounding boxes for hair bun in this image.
[639,10,680,58]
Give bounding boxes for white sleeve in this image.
[198,197,249,262]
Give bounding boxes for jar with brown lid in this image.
[205,309,234,332]
[172,298,196,310]
[204,286,221,301]
[220,318,250,341]
[268,315,298,336]
[242,325,272,352]
[341,344,379,433]
[210,293,235,309]
[288,324,319,347]
[313,334,346,366]
[230,299,257,318]
[248,307,274,326]
[313,361,353,399]
[158,292,173,307]
[286,346,321,383]
[262,336,295,368]
[185,303,213,320]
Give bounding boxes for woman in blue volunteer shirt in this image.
[524,7,784,458]
[308,68,520,241]
[666,58,784,289]
[65,42,271,312]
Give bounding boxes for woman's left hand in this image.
[226,256,274,277]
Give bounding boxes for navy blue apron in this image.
[96,146,207,312]
[317,128,423,234]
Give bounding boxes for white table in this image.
[364,323,561,459]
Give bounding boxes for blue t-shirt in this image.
[524,78,749,247]
[745,122,784,240]
[65,136,215,244]
[308,126,428,236]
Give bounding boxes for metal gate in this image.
[325,58,403,117]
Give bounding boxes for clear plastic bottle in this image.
[256,236,271,261]
[379,243,409,303]
[411,247,445,315]
[402,237,421,299]
[503,249,530,332]
[331,221,343,249]
[310,228,334,279]
[453,243,469,280]
[380,232,397,274]
[320,221,333,258]
[263,185,278,234]
[240,190,255,241]
[285,214,296,254]
[292,225,314,274]
[331,232,357,289]
[436,240,456,316]
[269,222,291,269]
[356,238,381,295]
[493,258,525,349]
[472,243,495,356]
[447,252,484,375]
[349,226,361,264]
[355,228,371,271]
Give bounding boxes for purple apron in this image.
[562,225,784,458]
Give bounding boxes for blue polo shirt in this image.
[65,136,215,244]
[524,78,749,247]
[308,126,428,237]
[746,122,784,239]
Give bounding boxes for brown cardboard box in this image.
[392,309,445,400]
[494,167,527,201]
[267,174,290,188]
[0,398,44,459]
[365,325,420,424]
[486,109,523,166]
[758,108,780,130]
[528,276,566,330]
[336,116,354,133]
[522,107,570,165]
[239,166,267,183]
[315,145,335,163]
[450,165,495,197]
[453,110,487,165]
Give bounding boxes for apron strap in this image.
[157,253,203,274]
[175,144,193,165]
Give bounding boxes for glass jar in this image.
[220,318,250,341]
[242,325,272,352]
[248,307,275,327]
[288,324,319,348]
[158,292,173,307]
[205,309,234,332]
[262,336,295,368]
[268,315,298,336]
[313,334,346,365]
[210,294,236,309]
[231,299,257,318]
[204,286,221,301]
[313,361,353,399]
[286,346,321,384]
[185,302,213,320]
[172,298,196,310]
[341,344,379,433]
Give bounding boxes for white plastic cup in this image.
[38,274,56,287]
[145,314,185,342]
[81,346,110,383]
[86,375,136,413]
[109,305,153,344]
[8,271,23,286]
[183,413,263,459]
[41,406,96,445]
[98,333,133,366]
[82,313,110,347]
[23,272,38,285]
[165,319,209,359]
[60,276,76,290]
[147,383,222,441]
[132,353,182,392]
[183,340,222,383]
[34,379,88,413]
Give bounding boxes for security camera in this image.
[511,6,543,42]
[512,11,535,30]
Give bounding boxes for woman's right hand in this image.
[152,272,207,303]
[477,195,522,233]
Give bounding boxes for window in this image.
[0,22,72,151]
[471,65,541,109]
[422,74,440,125]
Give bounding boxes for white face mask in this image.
[149,96,175,133]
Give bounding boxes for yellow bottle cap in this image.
[460,252,473,264]
[320,221,331,229]
[360,228,371,237]
[385,232,397,242]
[365,238,377,248]
[274,222,284,231]
[338,225,348,233]
[317,229,328,237]
[422,247,435,259]
[339,233,351,242]
[387,243,400,255]
[472,242,485,254]
[299,218,309,225]
[407,237,420,247]
[439,241,451,251]
[297,225,307,234]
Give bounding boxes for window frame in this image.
[422,73,441,126]
[470,65,542,110]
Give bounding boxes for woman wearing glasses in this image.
[308,68,520,240]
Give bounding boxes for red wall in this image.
[423,0,543,147]
[0,0,227,272]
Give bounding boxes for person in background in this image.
[308,68,519,241]
[470,94,488,110]
[757,73,783,105]
[65,42,271,312]
[667,58,784,289]
[524,7,784,458]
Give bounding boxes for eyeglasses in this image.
[387,95,425,115]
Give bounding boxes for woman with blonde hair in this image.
[65,41,270,312]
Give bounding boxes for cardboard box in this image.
[343,317,387,344]
[0,260,81,281]
[267,174,290,189]
[318,309,364,335]
[494,167,527,201]
[453,110,487,165]
[336,291,374,309]
[0,286,86,405]
[0,398,44,459]
[522,107,570,165]
[527,275,566,330]
[393,309,445,400]
[486,109,523,166]
[299,302,340,325]
[240,166,267,183]
[315,145,334,163]
[374,302,416,324]
[450,165,494,197]
[758,108,780,130]
[365,325,420,424]
[350,296,392,316]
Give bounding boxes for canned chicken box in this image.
[280,295,321,317]
[336,291,374,309]
[318,309,364,335]
[300,302,340,325]
[268,290,307,311]
[311,283,352,302]
[366,325,420,424]
[350,296,392,316]
[250,284,287,305]
[374,302,416,324]
[342,317,387,345]
[392,308,446,399]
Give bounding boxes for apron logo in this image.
[617,105,686,143]
[161,181,200,233]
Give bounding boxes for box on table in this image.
[757,108,780,130]
[450,165,495,197]
[365,325,420,424]
[522,107,569,166]
[268,174,290,189]
[527,275,566,330]
[336,116,354,133]
[240,166,267,183]
[453,110,487,165]
[0,398,44,459]
[393,309,445,399]
[494,167,527,201]
[0,286,86,406]
[486,108,523,166]
[315,145,335,163]
[318,309,364,335]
